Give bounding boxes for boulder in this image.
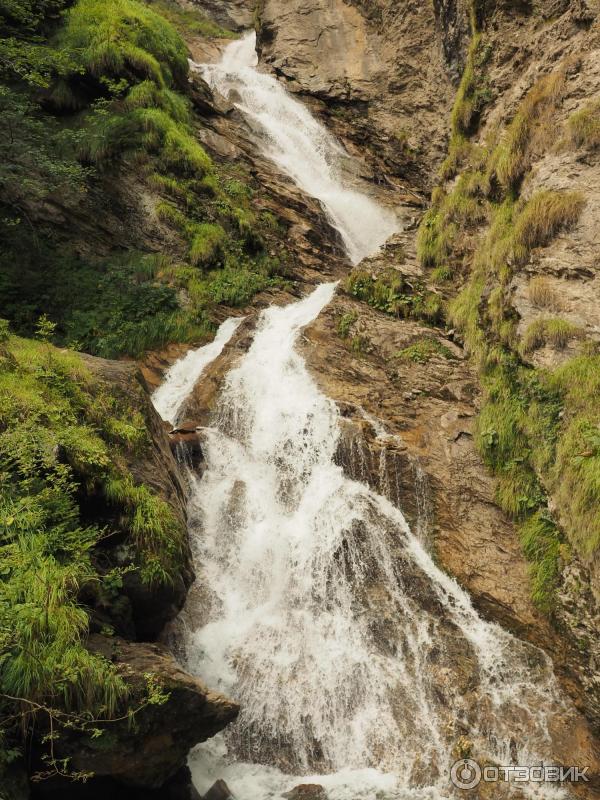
[204,779,236,800]
[80,355,194,640]
[283,785,328,800]
[53,636,239,790]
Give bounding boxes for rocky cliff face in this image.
[257,0,468,193]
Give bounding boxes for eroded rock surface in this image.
[80,355,193,641]
[53,636,239,790]
[257,0,467,192]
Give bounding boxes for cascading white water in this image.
[152,317,243,425]
[195,33,398,265]
[182,284,570,800]
[150,33,579,800]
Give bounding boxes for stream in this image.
[153,32,576,800]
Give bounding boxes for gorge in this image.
[1,1,600,800]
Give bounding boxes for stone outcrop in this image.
[36,636,238,794]
[80,355,193,641]
[189,0,254,32]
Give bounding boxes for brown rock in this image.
[204,779,236,800]
[80,355,193,640]
[169,420,205,470]
[283,785,328,800]
[58,636,240,790]
[257,0,463,191]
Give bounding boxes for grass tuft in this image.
[488,70,566,191]
[512,190,584,260]
[188,223,226,267]
[528,276,562,311]
[395,337,455,364]
[521,317,581,355]
[567,100,600,150]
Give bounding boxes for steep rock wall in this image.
[256,0,471,193]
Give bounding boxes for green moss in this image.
[55,0,189,89]
[338,311,358,339]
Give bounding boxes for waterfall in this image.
[195,33,398,265]
[150,33,577,800]
[152,316,243,425]
[181,284,569,800]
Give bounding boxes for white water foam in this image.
[195,33,398,265]
[152,316,243,425]
[180,284,570,800]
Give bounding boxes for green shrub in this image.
[346,269,444,325]
[203,266,272,306]
[189,223,226,267]
[519,512,564,613]
[0,340,132,716]
[338,311,358,339]
[0,87,87,214]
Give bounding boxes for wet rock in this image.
[78,356,193,641]
[298,289,600,776]
[53,636,239,790]
[283,785,328,800]
[169,420,205,470]
[204,779,236,800]
[257,0,462,191]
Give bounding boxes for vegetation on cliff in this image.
[0,320,187,780]
[0,0,267,787]
[417,3,599,611]
[0,0,286,360]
